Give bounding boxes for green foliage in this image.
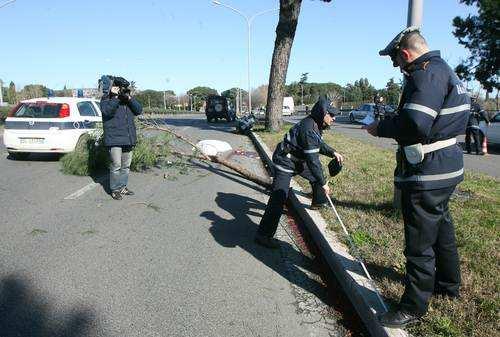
[382,78,402,105]
[0,106,10,124]
[453,0,499,92]
[60,134,109,176]
[61,132,172,176]
[187,86,218,101]
[129,134,170,171]
[135,89,175,109]
[285,82,344,105]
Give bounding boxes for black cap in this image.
[379,26,420,56]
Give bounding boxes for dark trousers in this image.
[257,166,327,238]
[400,186,461,315]
[465,127,482,153]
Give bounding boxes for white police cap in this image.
[379,26,420,56]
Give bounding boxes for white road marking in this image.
[64,181,99,200]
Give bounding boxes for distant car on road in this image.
[282,96,295,116]
[480,112,500,145]
[348,103,376,123]
[3,97,102,160]
[205,95,234,123]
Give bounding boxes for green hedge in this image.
[0,106,10,125]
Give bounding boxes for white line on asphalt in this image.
[64,181,99,200]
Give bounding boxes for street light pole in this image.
[0,0,16,106]
[407,0,423,28]
[212,1,278,114]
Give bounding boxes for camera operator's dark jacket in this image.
[272,101,336,186]
[100,96,143,147]
[467,101,489,129]
[377,51,470,190]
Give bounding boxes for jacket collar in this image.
[405,50,440,72]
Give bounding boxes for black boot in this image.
[379,310,421,328]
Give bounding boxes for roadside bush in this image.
[60,132,172,176]
[0,106,10,125]
[60,133,109,176]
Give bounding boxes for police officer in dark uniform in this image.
[465,95,490,155]
[373,93,385,121]
[365,27,469,328]
[255,97,343,249]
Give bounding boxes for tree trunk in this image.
[265,0,302,132]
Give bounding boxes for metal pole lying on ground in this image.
[326,195,388,312]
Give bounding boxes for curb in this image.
[249,131,408,337]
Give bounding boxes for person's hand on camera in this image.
[323,183,330,196]
[363,121,379,136]
[110,86,120,95]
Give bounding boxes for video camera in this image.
[99,75,131,97]
[111,76,131,96]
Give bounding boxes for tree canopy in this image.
[452,0,499,92]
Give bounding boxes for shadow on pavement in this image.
[202,192,331,305]
[7,152,61,162]
[0,274,95,337]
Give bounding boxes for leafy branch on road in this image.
[138,116,272,189]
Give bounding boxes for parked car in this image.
[205,95,234,122]
[480,112,500,145]
[348,103,376,123]
[3,97,102,160]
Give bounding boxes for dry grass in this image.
[258,127,499,337]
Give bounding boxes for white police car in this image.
[3,97,102,159]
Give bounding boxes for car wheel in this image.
[8,152,30,160]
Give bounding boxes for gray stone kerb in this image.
[249,131,408,337]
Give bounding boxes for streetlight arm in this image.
[249,8,279,24]
[212,1,248,22]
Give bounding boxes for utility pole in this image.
[407,0,423,28]
[212,1,278,115]
[163,91,167,110]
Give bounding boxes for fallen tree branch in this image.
[141,116,272,189]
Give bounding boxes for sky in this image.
[0,0,477,95]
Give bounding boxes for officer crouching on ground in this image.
[99,75,143,200]
[466,95,490,155]
[364,27,469,328]
[255,97,343,249]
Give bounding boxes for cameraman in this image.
[99,75,143,200]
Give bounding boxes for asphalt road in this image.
[286,114,500,178]
[0,116,347,337]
